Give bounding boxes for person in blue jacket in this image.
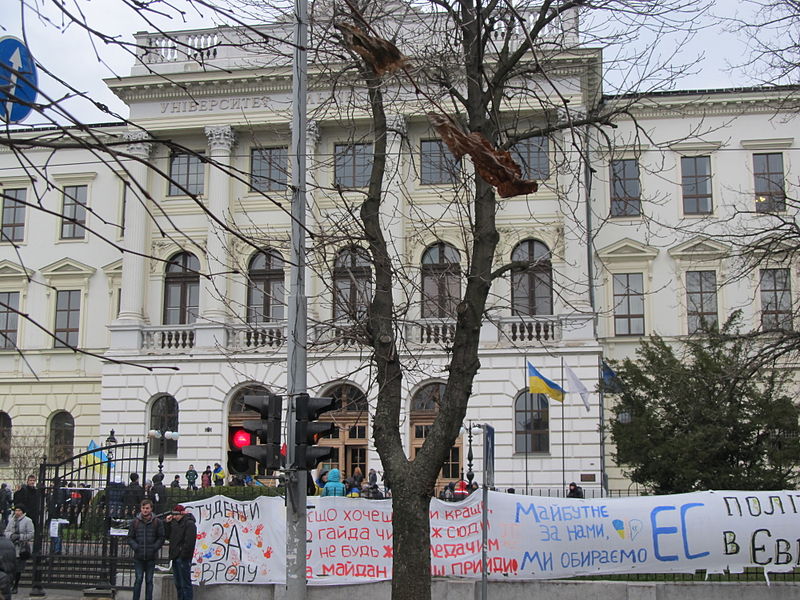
[320,468,347,497]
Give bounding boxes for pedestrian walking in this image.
[127,499,165,600]
[164,504,196,600]
[5,505,33,594]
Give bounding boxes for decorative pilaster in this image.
[196,126,236,347]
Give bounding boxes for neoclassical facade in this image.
[0,15,797,493]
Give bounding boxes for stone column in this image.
[110,131,152,351]
[196,125,236,348]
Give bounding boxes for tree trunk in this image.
[389,479,433,600]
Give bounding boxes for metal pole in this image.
[286,0,308,593]
[561,357,566,496]
[481,480,488,600]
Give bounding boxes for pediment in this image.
[0,260,34,280]
[668,236,729,262]
[41,258,96,279]
[102,259,123,277]
[597,238,659,263]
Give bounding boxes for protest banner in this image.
[184,490,800,585]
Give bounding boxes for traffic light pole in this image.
[287,0,308,594]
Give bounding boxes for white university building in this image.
[0,8,797,494]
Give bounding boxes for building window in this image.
[163,252,200,325]
[334,143,372,188]
[49,411,74,463]
[61,185,87,240]
[515,391,549,453]
[247,249,285,322]
[168,152,204,196]
[754,153,785,213]
[333,247,372,321]
[411,382,446,412]
[511,239,553,315]
[420,140,460,185]
[613,273,644,336]
[421,242,461,318]
[54,290,81,348]
[328,383,368,413]
[681,156,712,215]
[251,147,288,192]
[1,188,26,242]
[149,395,179,457]
[0,292,19,349]
[610,159,641,217]
[0,412,10,463]
[760,268,792,331]
[512,136,549,180]
[686,270,718,334]
[441,446,461,479]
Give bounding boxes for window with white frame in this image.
[421,242,461,318]
[512,136,550,180]
[61,185,87,240]
[168,152,204,196]
[515,391,549,453]
[681,156,712,215]
[1,188,26,242]
[251,147,288,192]
[754,152,785,213]
[511,239,553,316]
[760,268,792,331]
[0,291,19,349]
[420,140,460,185]
[333,247,372,321]
[334,143,372,188]
[163,252,200,325]
[149,395,179,456]
[247,249,286,322]
[686,270,717,334]
[49,411,74,463]
[613,273,644,336]
[610,159,641,217]
[54,289,81,348]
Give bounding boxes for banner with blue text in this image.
[185,490,799,584]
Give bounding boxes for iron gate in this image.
[26,438,169,591]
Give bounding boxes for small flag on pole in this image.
[564,363,591,412]
[601,361,623,393]
[527,361,564,402]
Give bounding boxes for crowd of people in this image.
[315,467,387,498]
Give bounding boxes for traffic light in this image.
[228,427,251,474]
[294,393,336,470]
[242,394,283,472]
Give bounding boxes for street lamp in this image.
[148,429,179,474]
[460,422,483,485]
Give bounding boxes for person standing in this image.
[567,482,584,498]
[185,465,198,491]
[127,499,165,600]
[125,473,145,516]
[170,475,181,489]
[0,484,11,529]
[148,474,168,516]
[200,466,212,489]
[0,530,16,599]
[5,505,33,594]
[12,476,39,528]
[320,469,346,497]
[164,504,196,600]
[212,463,226,487]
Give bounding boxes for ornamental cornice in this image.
[607,95,798,120]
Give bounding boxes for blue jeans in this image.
[172,558,193,600]
[133,559,156,600]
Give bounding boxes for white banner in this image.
[185,490,800,584]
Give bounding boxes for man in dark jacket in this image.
[0,530,15,600]
[12,475,39,527]
[125,473,146,516]
[127,499,165,600]
[148,474,168,516]
[164,504,196,600]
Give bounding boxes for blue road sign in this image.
[0,36,38,124]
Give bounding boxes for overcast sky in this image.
[2,0,757,125]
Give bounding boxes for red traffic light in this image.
[231,428,251,449]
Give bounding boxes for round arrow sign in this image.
[0,36,38,124]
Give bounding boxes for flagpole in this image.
[561,356,565,497]
[524,356,529,494]
[598,356,607,497]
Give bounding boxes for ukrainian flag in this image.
[79,440,113,475]
[527,361,564,402]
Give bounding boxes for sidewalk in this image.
[13,588,86,600]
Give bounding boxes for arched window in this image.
[229,384,271,415]
[511,240,553,315]
[333,247,372,321]
[515,391,549,453]
[411,382,446,412]
[328,383,368,413]
[49,411,74,463]
[247,249,285,322]
[163,252,200,325]
[0,412,11,463]
[421,243,461,318]
[150,395,179,456]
